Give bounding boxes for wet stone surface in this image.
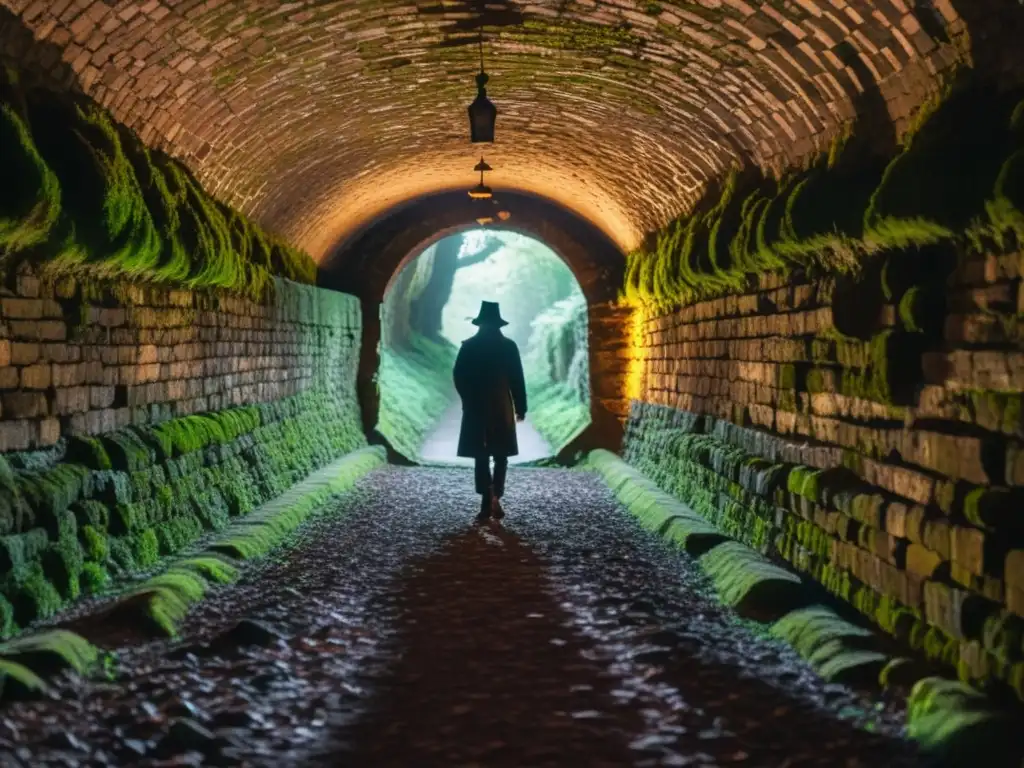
[1,467,924,767]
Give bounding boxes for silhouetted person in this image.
[453,301,527,522]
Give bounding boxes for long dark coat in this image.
[453,330,527,458]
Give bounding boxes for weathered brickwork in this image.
[0,270,364,638]
[0,267,360,453]
[3,1,1011,259]
[625,248,1024,699]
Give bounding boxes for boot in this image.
[491,494,505,520]
[475,490,492,523]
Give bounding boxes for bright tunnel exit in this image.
[377,229,590,464]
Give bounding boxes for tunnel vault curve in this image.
[6,0,1020,265]
[319,190,632,458]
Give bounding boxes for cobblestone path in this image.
[2,467,924,767]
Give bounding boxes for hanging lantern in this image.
[467,24,496,143]
[468,71,497,143]
[468,157,493,199]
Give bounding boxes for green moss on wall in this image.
[623,75,1024,311]
[0,67,60,261]
[0,387,366,641]
[616,400,1024,704]
[0,63,317,297]
[377,332,458,459]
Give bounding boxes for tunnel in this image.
[319,188,630,464]
[2,1,1024,765]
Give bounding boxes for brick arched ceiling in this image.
[2,0,1013,261]
[319,190,627,303]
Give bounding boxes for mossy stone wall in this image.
[376,332,458,460]
[0,272,364,638]
[623,246,1024,703]
[525,295,591,452]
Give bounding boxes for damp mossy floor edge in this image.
[100,446,386,638]
[586,448,1024,766]
[0,446,385,704]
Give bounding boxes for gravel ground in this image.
[0,466,925,767]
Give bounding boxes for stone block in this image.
[1007,550,1024,592]
[21,363,51,389]
[922,517,952,560]
[16,273,40,298]
[950,525,985,577]
[90,386,117,409]
[53,387,91,415]
[906,543,943,579]
[43,343,79,363]
[1005,443,1024,486]
[924,580,969,639]
[10,342,40,365]
[52,362,86,388]
[1,391,49,419]
[1008,585,1024,618]
[10,319,67,341]
[0,420,32,452]
[885,501,908,538]
[1,297,43,319]
[38,418,61,446]
[0,339,8,367]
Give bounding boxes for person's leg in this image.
[487,460,503,501]
[474,454,493,519]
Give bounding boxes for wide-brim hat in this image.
[471,300,508,327]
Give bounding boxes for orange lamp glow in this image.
[625,307,647,402]
[468,157,493,199]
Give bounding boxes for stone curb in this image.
[0,447,386,704]
[587,449,1024,764]
[118,445,388,637]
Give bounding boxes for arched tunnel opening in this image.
[377,228,590,464]
[3,1,1024,765]
[318,188,632,465]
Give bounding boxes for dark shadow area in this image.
[0,8,79,93]
[319,524,646,767]
[311,514,922,768]
[946,0,1024,76]
[419,0,525,43]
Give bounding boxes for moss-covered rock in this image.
[0,66,60,260]
[907,676,1024,766]
[0,658,47,701]
[0,65,316,295]
[622,77,1024,312]
[79,562,109,595]
[0,629,99,676]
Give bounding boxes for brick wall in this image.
[0,267,360,453]
[0,268,364,635]
[624,247,1024,699]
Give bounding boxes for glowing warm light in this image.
[292,154,643,263]
[468,184,493,199]
[496,210,511,221]
[625,307,648,402]
[476,216,494,225]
